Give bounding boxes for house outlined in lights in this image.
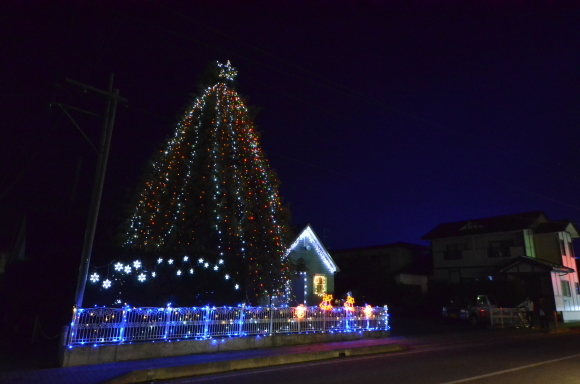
[286,224,340,306]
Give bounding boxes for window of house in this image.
[575,282,579,295]
[488,240,513,258]
[444,244,465,260]
[560,239,566,256]
[313,275,327,296]
[561,280,571,297]
[569,242,575,258]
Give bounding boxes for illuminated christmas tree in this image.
[117,61,291,306]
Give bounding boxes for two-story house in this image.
[422,211,580,321]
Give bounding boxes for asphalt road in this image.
[162,330,580,384]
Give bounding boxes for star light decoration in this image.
[217,60,237,80]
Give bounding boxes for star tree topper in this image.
[217,60,238,80]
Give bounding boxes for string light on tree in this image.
[114,60,291,306]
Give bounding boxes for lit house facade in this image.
[422,211,580,321]
[286,225,339,306]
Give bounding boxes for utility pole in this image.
[54,74,127,310]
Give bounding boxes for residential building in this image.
[422,211,580,321]
[286,224,339,306]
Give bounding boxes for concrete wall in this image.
[61,329,390,367]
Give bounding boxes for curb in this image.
[104,343,405,384]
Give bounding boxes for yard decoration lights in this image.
[294,304,306,319]
[344,294,355,312]
[363,305,373,318]
[319,294,333,310]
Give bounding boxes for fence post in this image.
[119,306,128,343]
[204,306,210,338]
[163,306,172,340]
[269,306,274,334]
[67,306,78,345]
[238,304,245,336]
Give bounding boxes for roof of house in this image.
[421,210,552,240]
[498,256,575,274]
[286,224,340,273]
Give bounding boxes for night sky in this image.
[3,1,580,260]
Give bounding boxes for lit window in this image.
[313,275,327,296]
[562,280,571,297]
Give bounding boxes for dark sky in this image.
[3,1,580,256]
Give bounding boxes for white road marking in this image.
[440,353,580,383]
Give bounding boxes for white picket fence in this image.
[67,305,389,345]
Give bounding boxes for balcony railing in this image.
[67,305,389,345]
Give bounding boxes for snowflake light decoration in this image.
[225,274,230,280]
[157,258,163,264]
[217,60,237,80]
[137,273,146,282]
[213,265,218,271]
[168,259,174,265]
[114,262,124,272]
[133,260,142,269]
[90,273,100,283]
[124,265,132,274]
[177,270,182,276]
[103,279,112,289]
[204,262,209,268]
[198,258,204,264]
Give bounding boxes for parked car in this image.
[443,294,497,326]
